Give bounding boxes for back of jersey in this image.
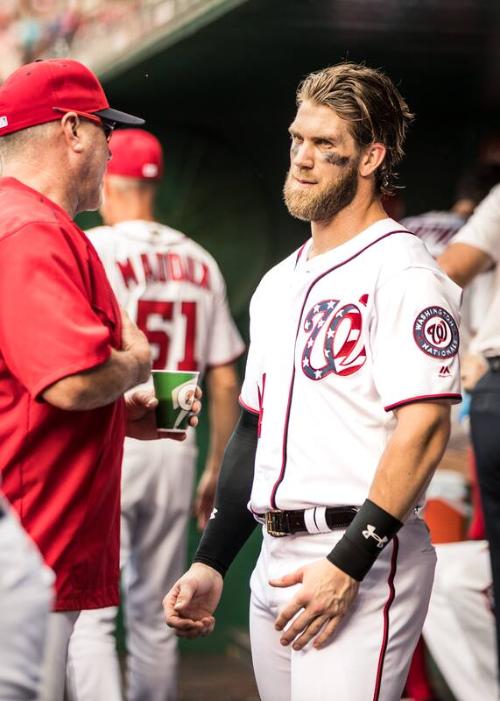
[87,220,244,377]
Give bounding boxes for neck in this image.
[309,188,387,258]
[2,159,77,218]
[107,191,155,226]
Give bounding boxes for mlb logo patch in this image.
[142,163,158,178]
[0,116,8,129]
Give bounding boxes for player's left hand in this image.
[125,387,202,440]
[270,558,359,651]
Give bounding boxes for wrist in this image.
[327,499,403,582]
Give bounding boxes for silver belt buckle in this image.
[265,510,288,537]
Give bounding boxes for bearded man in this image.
[163,62,461,701]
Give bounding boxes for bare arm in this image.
[368,400,451,519]
[438,242,493,288]
[42,310,151,411]
[194,363,240,529]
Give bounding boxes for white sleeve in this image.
[206,266,245,367]
[452,184,500,262]
[239,290,264,414]
[371,267,462,411]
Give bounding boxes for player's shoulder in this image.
[255,244,304,288]
[249,243,306,311]
[0,180,69,241]
[373,219,449,281]
[375,221,461,300]
[84,224,119,256]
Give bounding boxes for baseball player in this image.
[67,129,244,701]
[164,62,462,701]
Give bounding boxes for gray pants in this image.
[0,499,54,700]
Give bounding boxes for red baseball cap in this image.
[107,129,164,180]
[0,58,144,137]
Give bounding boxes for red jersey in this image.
[0,177,126,611]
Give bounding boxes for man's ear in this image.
[359,142,386,178]
[61,112,84,153]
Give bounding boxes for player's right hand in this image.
[163,563,223,639]
[120,308,152,383]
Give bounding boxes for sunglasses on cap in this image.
[53,107,116,141]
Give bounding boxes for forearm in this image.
[328,402,451,581]
[194,409,258,576]
[438,243,492,288]
[204,365,240,474]
[368,403,451,520]
[42,347,151,411]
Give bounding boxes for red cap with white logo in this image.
[107,129,164,181]
[0,58,144,137]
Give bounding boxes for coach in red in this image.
[0,59,198,701]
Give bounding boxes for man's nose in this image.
[291,142,314,169]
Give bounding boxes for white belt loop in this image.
[304,507,329,534]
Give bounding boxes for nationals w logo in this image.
[301,297,367,380]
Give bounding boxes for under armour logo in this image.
[439,365,451,377]
[209,507,218,520]
[362,524,388,549]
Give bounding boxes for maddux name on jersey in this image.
[116,252,211,290]
[301,295,368,380]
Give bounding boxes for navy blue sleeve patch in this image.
[413,306,459,359]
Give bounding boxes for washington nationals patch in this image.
[413,306,459,359]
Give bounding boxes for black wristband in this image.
[193,409,258,577]
[327,499,403,582]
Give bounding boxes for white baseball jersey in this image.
[240,218,462,513]
[86,220,245,375]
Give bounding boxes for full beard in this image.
[283,158,359,223]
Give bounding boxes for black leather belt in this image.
[265,506,358,537]
[487,356,500,372]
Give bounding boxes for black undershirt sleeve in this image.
[193,409,259,577]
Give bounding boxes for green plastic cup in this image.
[152,370,200,433]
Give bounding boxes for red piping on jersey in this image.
[384,392,461,412]
[257,373,267,438]
[269,229,411,509]
[295,241,308,268]
[239,396,260,415]
[372,536,399,701]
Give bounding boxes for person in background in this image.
[67,129,244,701]
[0,59,199,701]
[438,181,500,684]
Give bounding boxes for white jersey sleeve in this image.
[371,266,462,411]
[205,264,245,368]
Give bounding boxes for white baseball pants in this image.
[423,540,498,701]
[67,437,196,701]
[250,517,436,701]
